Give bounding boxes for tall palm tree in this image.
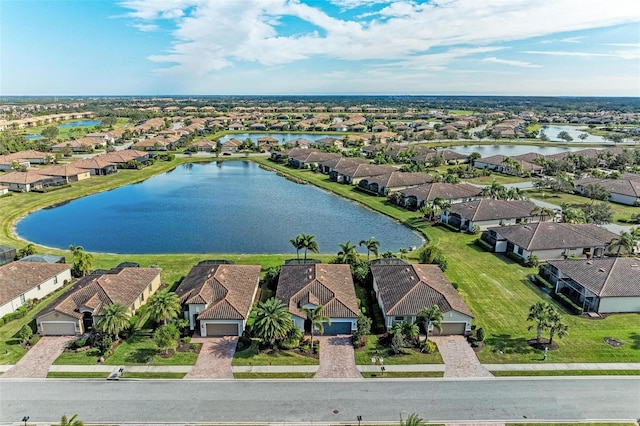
[527,301,551,344]
[96,302,129,339]
[60,413,84,426]
[147,290,182,326]
[337,240,359,264]
[289,234,304,260]
[417,304,443,341]
[252,297,293,348]
[301,305,330,351]
[608,231,635,257]
[359,236,380,261]
[300,233,319,261]
[69,244,93,277]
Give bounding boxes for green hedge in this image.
[553,292,583,315]
[533,275,554,291]
[474,238,493,251]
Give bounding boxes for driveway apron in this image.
[430,335,494,378]
[2,336,71,379]
[185,336,238,379]
[314,335,361,379]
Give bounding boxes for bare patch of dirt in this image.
[527,338,559,351]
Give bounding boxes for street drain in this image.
[333,409,339,414]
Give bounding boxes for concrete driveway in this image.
[185,336,238,379]
[1,336,71,379]
[314,335,361,379]
[430,335,493,378]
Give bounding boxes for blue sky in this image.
[1,0,639,96]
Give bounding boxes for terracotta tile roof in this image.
[275,264,359,320]
[36,164,89,178]
[371,264,473,317]
[547,258,640,297]
[0,262,70,306]
[400,182,482,201]
[335,163,397,179]
[71,157,117,170]
[449,199,537,222]
[476,154,542,172]
[175,264,260,321]
[0,170,55,184]
[487,222,618,251]
[99,150,149,163]
[39,267,161,319]
[363,172,434,189]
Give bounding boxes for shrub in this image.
[476,327,485,342]
[474,238,493,251]
[0,317,4,327]
[420,340,437,354]
[28,334,40,346]
[352,314,372,348]
[90,333,113,356]
[18,324,33,344]
[553,292,583,315]
[533,275,554,291]
[469,224,481,235]
[390,332,405,354]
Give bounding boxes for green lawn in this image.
[493,370,640,377]
[233,372,315,379]
[465,174,531,185]
[54,331,200,366]
[355,335,443,365]
[361,371,443,378]
[47,372,109,379]
[232,341,319,366]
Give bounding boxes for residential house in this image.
[473,154,542,176]
[357,172,434,196]
[574,175,640,206]
[482,222,618,261]
[192,140,218,152]
[37,267,162,335]
[395,183,483,209]
[541,258,640,313]
[276,264,359,335]
[37,164,91,183]
[289,151,341,169]
[0,245,17,265]
[370,263,473,335]
[443,199,542,231]
[51,138,98,153]
[410,149,468,165]
[0,262,71,317]
[99,150,150,165]
[221,138,243,154]
[332,162,397,185]
[19,254,66,264]
[0,171,66,192]
[0,185,8,195]
[175,263,261,337]
[257,136,279,150]
[71,157,118,176]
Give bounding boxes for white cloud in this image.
[131,23,158,32]
[119,0,640,79]
[483,56,541,68]
[526,49,640,60]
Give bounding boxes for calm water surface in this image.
[57,120,102,128]
[16,161,423,254]
[445,144,590,156]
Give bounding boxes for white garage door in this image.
[205,323,239,337]
[41,322,76,336]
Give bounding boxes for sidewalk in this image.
[3,362,639,375]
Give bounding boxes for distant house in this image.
[482,222,618,261]
[175,264,260,337]
[37,267,161,336]
[51,137,99,153]
[0,262,71,317]
[0,171,66,192]
[221,138,243,154]
[276,264,359,335]
[443,199,542,231]
[332,162,396,185]
[71,157,118,176]
[473,154,542,176]
[289,151,341,169]
[574,174,640,206]
[395,183,483,209]
[371,263,473,335]
[541,258,640,313]
[192,140,218,152]
[19,254,66,264]
[37,164,91,184]
[358,172,434,196]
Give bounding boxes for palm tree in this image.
[17,243,36,258]
[300,233,319,261]
[608,231,635,257]
[359,236,380,261]
[289,234,304,260]
[96,302,129,339]
[69,244,93,277]
[301,305,330,351]
[337,240,358,264]
[400,413,426,426]
[252,297,293,348]
[60,413,84,426]
[547,308,569,345]
[391,321,419,345]
[527,302,551,344]
[147,290,182,326]
[417,304,443,341]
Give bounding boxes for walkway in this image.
[314,335,362,379]
[1,336,71,379]
[430,335,494,378]
[184,336,238,379]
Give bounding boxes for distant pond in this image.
[445,144,590,157]
[16,161,424,254]
[57,120,102,128]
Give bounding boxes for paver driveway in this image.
[185,336,238,379]
[430,335,493,378]
[314,335,361,379]
[2,336,71,379]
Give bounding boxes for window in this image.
[19,294,25,304]
[37,285,41,291]
[394,316,404,321]
[517,247,524,256]
[53,276,58,285]
[140,293,144,302]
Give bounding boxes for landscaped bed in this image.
[232,341,319,366]
[355,335,443,365]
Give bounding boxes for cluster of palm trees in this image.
[527,302,568,346]
[420,197,451,222]
[608,227,640,257]
[480,179,522,200]
[389,305,443,352]
[289,233,382,263]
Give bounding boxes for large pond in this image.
[57,120,102,128]
[536,125,608,143]
[218,133,340,144]
[16,161,423,255]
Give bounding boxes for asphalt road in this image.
[1,377,639,424]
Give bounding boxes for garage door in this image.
[322,321,352,335]
[41,322,76,336]
[205,323,239,337]
[437,322,466,335]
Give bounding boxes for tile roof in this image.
[448,199,537,222]
[334,163,397,179]
[371,264,473,317]
[575,177,640,198]
[0,262,70,305]
[547,258,640,297]
[175,264,260,321]
[275,264,359,320]
[475,154,542,172]
[39,267,161,319]
[400,182,483,201]
[362,172,434,189]
[488,222,618,251]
